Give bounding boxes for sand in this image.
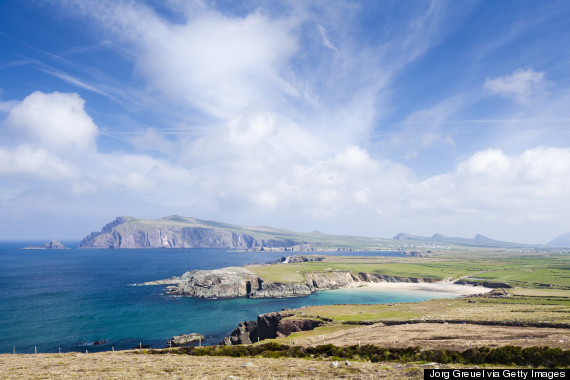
[349,281,493,296]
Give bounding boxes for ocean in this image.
[0,242,451,353]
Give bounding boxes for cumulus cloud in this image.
[416,147,570,223]
[68,1,299,118]
[128,128,177,155]
[0,145,79,180]
[484,68,551,104]
[5,91,99,154]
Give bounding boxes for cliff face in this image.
[148,266,437,299]
[165,267,261,298]
[79,216,295,249]
[222,312,324,345]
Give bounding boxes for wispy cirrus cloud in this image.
[38,68,110,97]
[484,68,552,104]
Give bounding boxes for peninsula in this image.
[140,254,496,299]
[79,215,543,251]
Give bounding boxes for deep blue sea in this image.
[0,242,454,354]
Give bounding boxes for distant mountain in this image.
[547,232,570,247]
[392,232,527,248]
[80,215,535,250]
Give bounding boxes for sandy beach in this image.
[349,281,493,296]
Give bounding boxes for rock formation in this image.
[276,255,325,263]
[222,312,323,345]
[22,239,69,249]
[167,333,205,347]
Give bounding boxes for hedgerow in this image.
[147,343,569,367]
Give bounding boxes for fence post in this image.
[34,346,37,354]
[13,346,15,355]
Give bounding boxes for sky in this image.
[1,0,570,244]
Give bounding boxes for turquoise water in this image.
[0,242,449,353]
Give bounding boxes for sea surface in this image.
[1,242,454,354]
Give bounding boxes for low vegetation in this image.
[151,342,570,368]
[0,351,527,380]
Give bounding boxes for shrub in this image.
[158,343,568,367]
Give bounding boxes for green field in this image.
[246,251,570,351]
[248,251,570,289]
[281,289,570,326]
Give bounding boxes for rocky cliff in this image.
[143,263,437,299]
[79,216,297,249]
[222,312,324,345]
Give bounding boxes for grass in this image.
[509,288,570,297]
[2,351,528,379]
[248,251,570,289]
[283,295,570,326]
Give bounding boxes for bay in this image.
[1,242,444,353]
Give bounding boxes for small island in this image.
[22,239,69,250]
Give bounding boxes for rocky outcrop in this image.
[79,216,297,249]
[222,312,323,345]
[168,333,205,347]
[22,239,69,249]
[159,267,262,298]
[144,266,437,299]
[276,255,325,263]
[454,280,511,288]
[355,272,438,283]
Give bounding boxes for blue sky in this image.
[1,0,570,243]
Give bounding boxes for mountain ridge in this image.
[392,232,530,248]
[548,232,570,247]
[79,215,543,250]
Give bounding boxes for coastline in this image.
[345,281,492,296]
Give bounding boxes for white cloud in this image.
[0,100,18,113]
[73,1,299,119]
[5,91,99,154]
[484,68,551,104]
[38,68,109,97]
[416,147,570,222]
[317,24,338,52]
[0,145,79,179]
[128,128,177,155]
